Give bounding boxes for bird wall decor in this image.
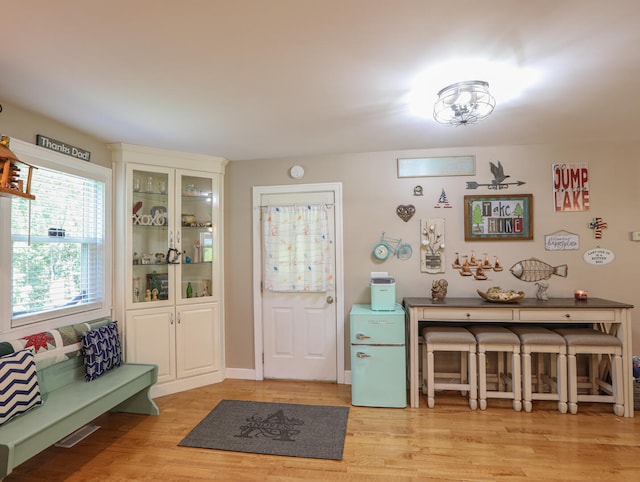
[466,161,526,190]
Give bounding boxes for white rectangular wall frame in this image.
[421,218,445,274]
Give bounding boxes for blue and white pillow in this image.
[82,321,123,382]
[0,348,43,425]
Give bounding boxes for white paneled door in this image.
[255,186,342,382]
[262,289,336,380]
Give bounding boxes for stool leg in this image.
[536,353,544,392]
[589,354,599,395]
[512,350,522,412]
[557,352,568,414]
[497,351,505,392]
[612,354,624,417]
[426,348,435,408]
[460,351,468,396]
[567,352,578,414]
[522,351,533,413]
[469,349,478,410]
[421,342,427,395]
[549,353,557,393]
[478,349,487,410]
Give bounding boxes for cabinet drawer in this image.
[420,308,514,321]
[518,309,616,322]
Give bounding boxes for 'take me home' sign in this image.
[37,134,91,161]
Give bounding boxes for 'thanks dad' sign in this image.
[37,134,91,161]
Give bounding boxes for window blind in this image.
[11,165,105,325]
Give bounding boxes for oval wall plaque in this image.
[583,247,615,265]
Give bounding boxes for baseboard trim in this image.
[224,367,257,380]
[150,371,224,398]
[224,368,352,384]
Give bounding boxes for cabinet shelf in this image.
[133,191,168,198]
[131,261,211,267]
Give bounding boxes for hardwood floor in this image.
[6,379,640,481]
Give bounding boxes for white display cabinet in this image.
[110,143,227,397]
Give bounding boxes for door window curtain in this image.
[262,204,333,292]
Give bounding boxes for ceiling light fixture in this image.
[433,80,496,126]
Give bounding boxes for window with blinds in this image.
[10,158,108,327]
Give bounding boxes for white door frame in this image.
[252,183,345,383]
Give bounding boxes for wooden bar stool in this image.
[468,325,521,411]
[421,326,478,410]
[510,326,567,413]
[554,328,624,416]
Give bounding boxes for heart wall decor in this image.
[396,204,415,222]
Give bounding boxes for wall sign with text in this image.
[36,134,91,161]
[553,162,589,212]
[544,230,579,251]
[464,194,533,241]
[583,247,615,265]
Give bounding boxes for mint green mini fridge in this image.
[350,304,406,408]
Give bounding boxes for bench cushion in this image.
[0,349,42,425]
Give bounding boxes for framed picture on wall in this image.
[464,194,533,241]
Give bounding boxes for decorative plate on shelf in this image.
[477,287,525,303]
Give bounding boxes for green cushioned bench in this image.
[0,350,159,480]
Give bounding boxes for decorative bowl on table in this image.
[477,287,525,303]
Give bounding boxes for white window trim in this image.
[0,138,112,338]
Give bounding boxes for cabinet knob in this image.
[466,313,471,318]
[564,313,571,318]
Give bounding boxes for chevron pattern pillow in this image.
[82,321,123,382]
[0,348,43,425]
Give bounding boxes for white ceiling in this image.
[1,0,639,161]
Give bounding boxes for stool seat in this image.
[510,325,567,345]
[469,325,520,345]
[510,326,567,413]
[422,326,477,344]
[554,328,623,416]
[555,328,623,347]
[468,326,521,411]
[421,326,477,410]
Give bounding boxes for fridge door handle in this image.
[356,351,371,358]
[355,333,371,340]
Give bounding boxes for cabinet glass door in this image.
[131,168,172,305]
[178,172,216,301]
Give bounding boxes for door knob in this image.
[326,295,334,304]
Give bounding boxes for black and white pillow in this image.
[82,322,123,382]
[0,348,43,425]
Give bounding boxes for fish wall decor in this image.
[510,257,568,282]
